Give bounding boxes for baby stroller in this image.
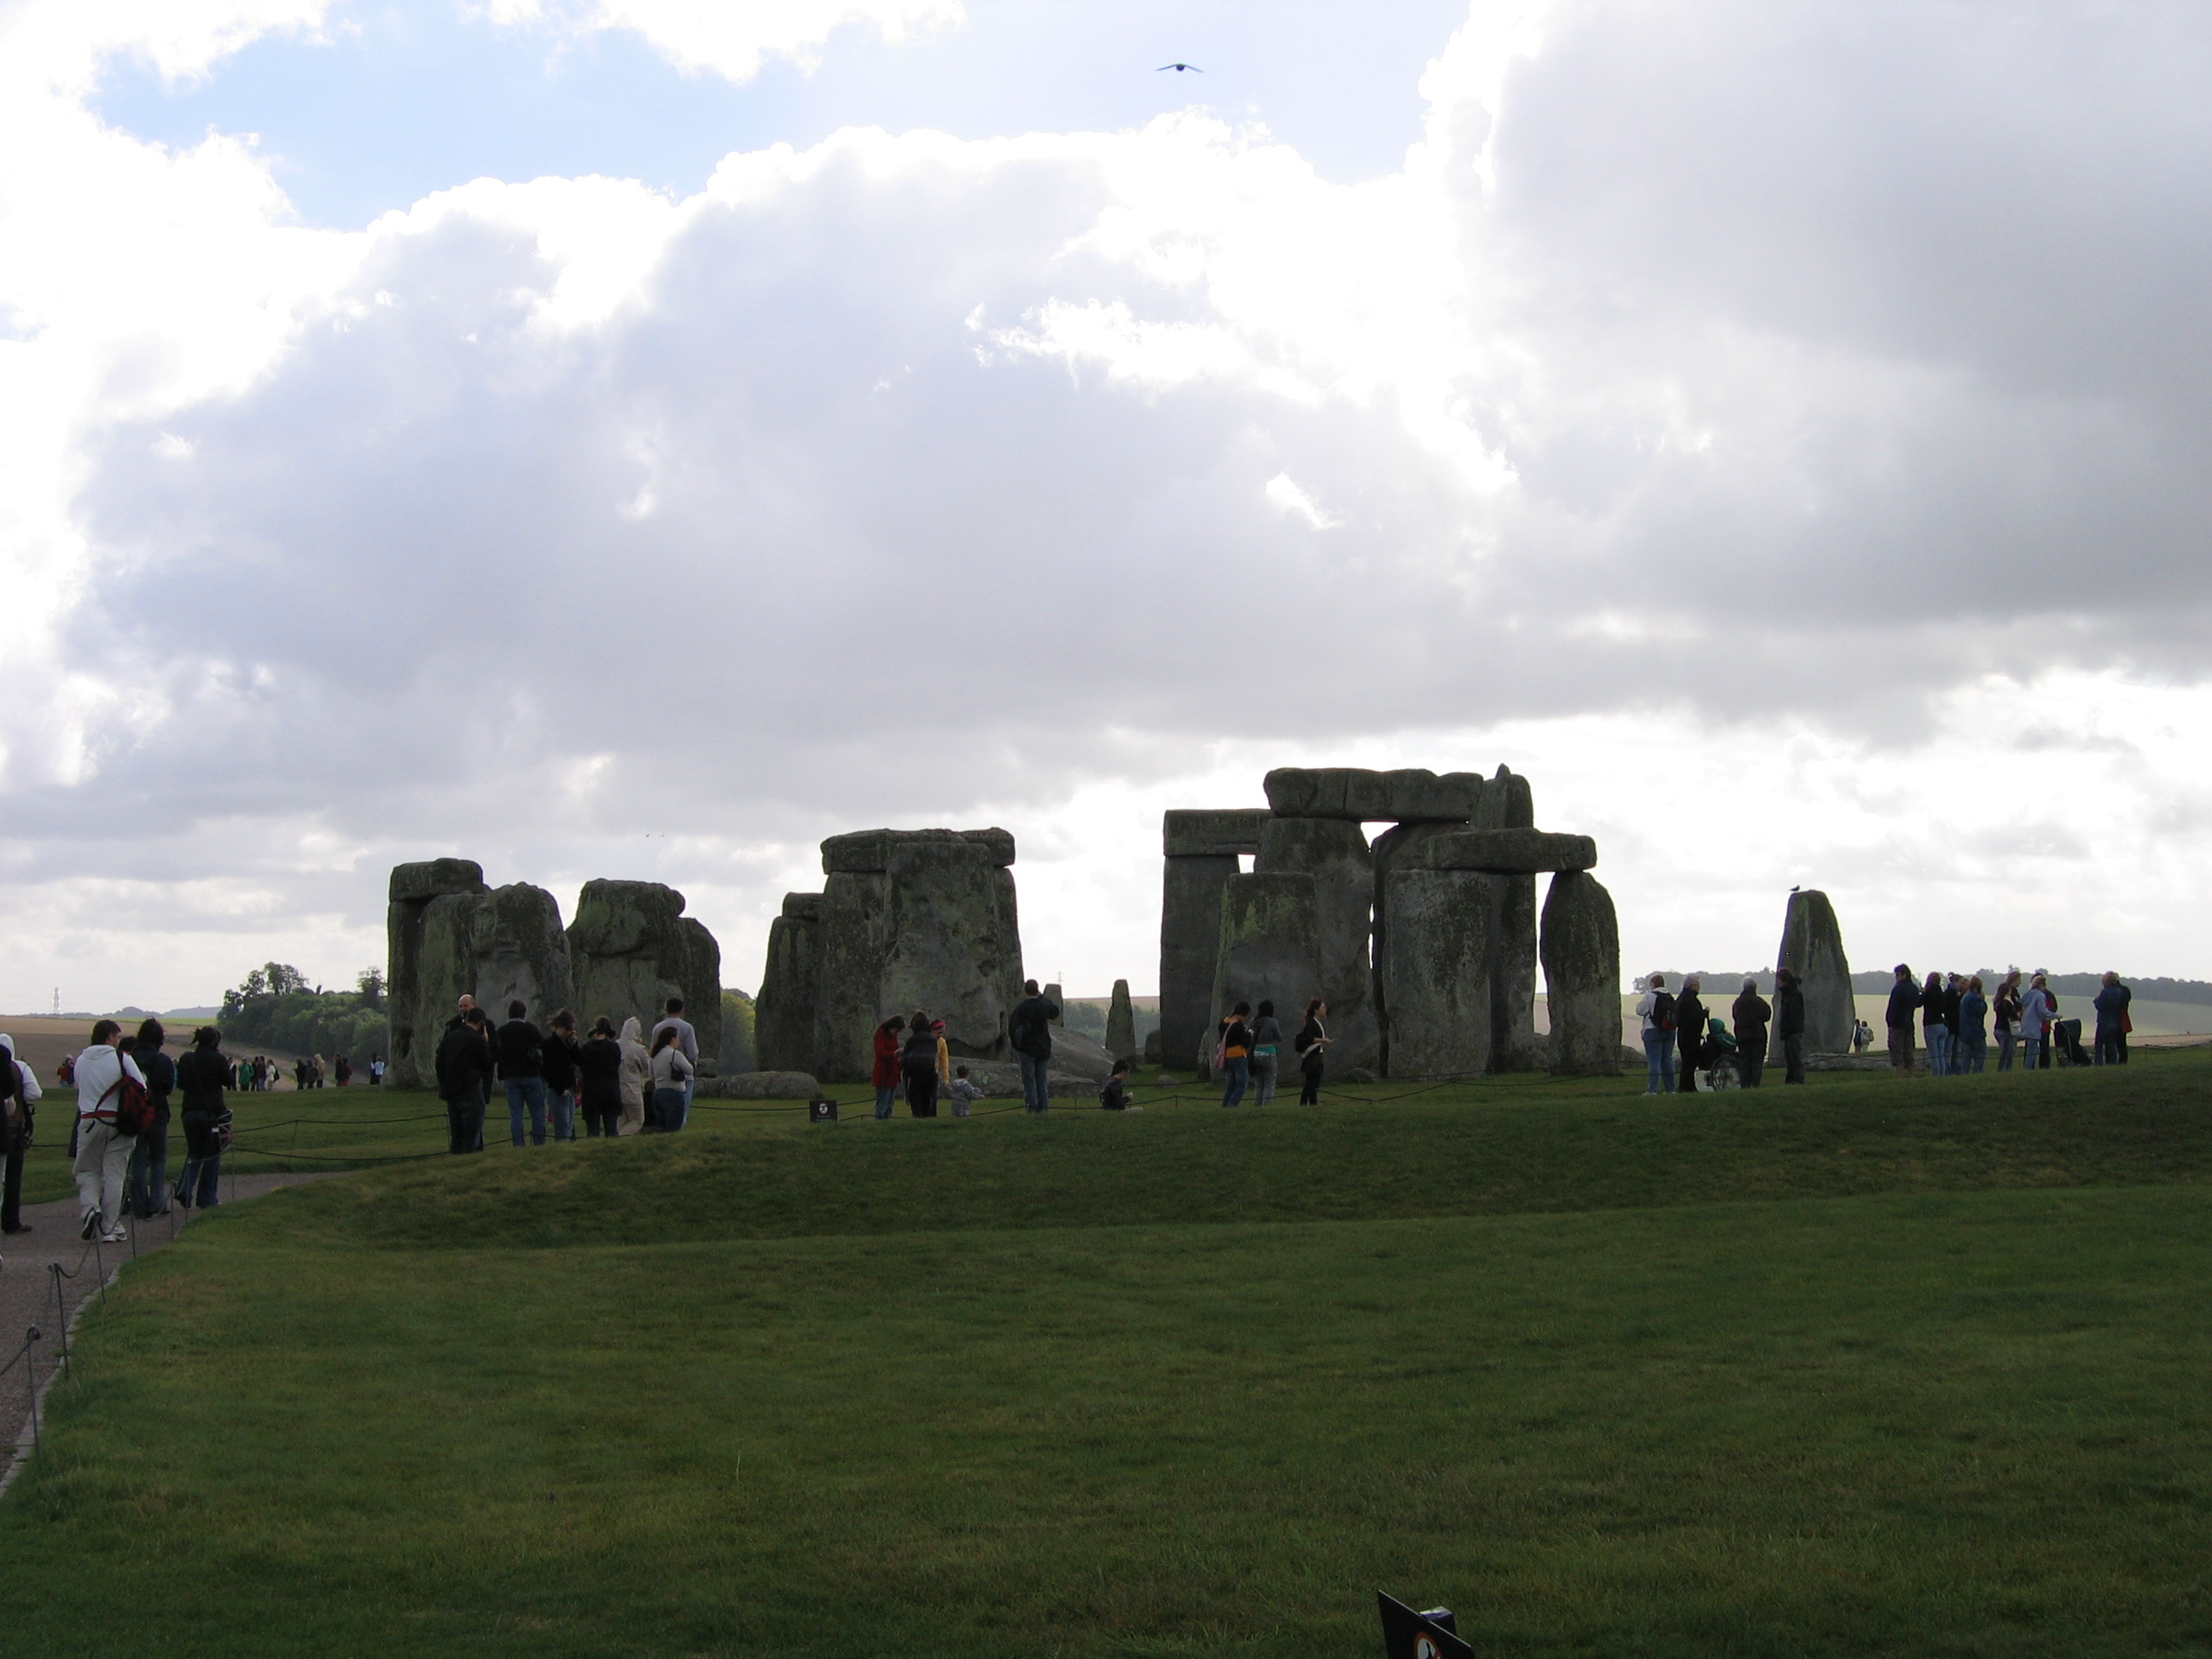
[2053,1017,2092,1067]
[1698,1017,1739,1091]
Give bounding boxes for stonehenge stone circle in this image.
[413,882,575,1073]
[786,828,1025,1083]
[1254,816,1381,1071]
[386,858,490,1090]
[1158,808,1266,1073]
[1207,873,1320,1066]
[568,879,722,1075]
[1106,979,1137,1061]
[1540,870,1621,1075]
[1770,888,1856,1057]
[1377,869,1492,1077]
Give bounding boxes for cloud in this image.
[5,0,2212,1006]
[490,0,966,83]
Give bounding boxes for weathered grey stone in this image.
[1400,829,1596,874]
[1044,982,1065,1025]
[692,1071,819,1099]
[1471,767,1542,1072]
[1143,1027,1163,1064]
[754,893,822,1074]
[1367,820,1468,1074]
[1106,979,1138,1061]
[385,859,491,1089]
[568,880,722,1074]
[812,832,1024,1082]
[1263,767,1487,822]
[822,826,1015,874]
[1207,874,1320,1074]
[1162,809,1272,858]
[1158,851,1239,1080]
[1034,1024,1114,1081]
[1473,765,1534,830]
[1770,889,1855,1058]
[403,882,575,1086]
[1377,869,1492,1077]
[940,1060,1095,1099]
[1255,817,1379,1070]
[1540,871,1621,1076]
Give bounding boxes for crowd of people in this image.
[429,992,698,1153]
[1630,967,2139,1094]
[1212,998,1330,1108]
[224,1051,383,1091]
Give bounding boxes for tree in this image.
[357,966,386,1005]
[263,962,308,996]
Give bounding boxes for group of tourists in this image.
[430,992,699,1154]
[1635,972,1803,1094]
[223,1051,384,1091]
[868,981,1150,1118]
[1882,967,2133,1075]
[0,1018,235,1243]
[1213,998,1330,1108]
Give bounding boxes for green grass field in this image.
[5,1056,2211,1656]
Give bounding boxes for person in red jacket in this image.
[870,1016,904,1120]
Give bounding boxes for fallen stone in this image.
[1263,767,1487,822]
[1340,1067,1379,1084]
[693,1071,819,1099]
[1540,870,1621,1076]
[941,1060,1096,1098]
[1162,809,1272,858]
[1400,829,1597,874]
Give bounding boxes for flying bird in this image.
[1156,62,1202,73]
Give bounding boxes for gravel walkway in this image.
[0,1170,343,1489]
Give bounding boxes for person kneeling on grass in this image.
[946,1065,982,1118]
[1100,1059,1140,1111]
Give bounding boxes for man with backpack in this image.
[0,1033,41,1234]
[1634,974,1676,1095]
[71,1019,146,1243]
[1008,980,1060,1114]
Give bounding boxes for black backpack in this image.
[1650,992,1677,1033]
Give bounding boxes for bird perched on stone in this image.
[1155,62,1202,73]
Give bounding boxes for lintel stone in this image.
[822,826,1016,874]
[1162,808,1272,859]
[1402,829,1596,874]
[1262,767,1486,822]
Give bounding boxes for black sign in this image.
[1376,1592,1473,1659]
[809,1098,838,1122]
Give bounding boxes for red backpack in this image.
[102,1062,154,1138]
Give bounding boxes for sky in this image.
[3,0,2211,1014]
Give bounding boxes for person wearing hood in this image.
[617,1017,652,1134]
[0,1033,42,1234]
[73,1019,144,1243]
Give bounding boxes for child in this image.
[1099,1059,1140,1111]
[946,1064,982,1118]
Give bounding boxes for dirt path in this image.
[0,1170,343,1487]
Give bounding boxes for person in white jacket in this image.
[72,1020,144,1243]
[617,1017,652,1136]
[0,1033,42,1235]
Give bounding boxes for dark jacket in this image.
[1732,991,1771,1045]
[576,1036,624,1109]
[1885,979,1922,1030]
[540,1032,579,1093]
[496,1018,543,1081]
[1009,995,1059,1061]
[1675,993,1708,1060]
[2093,983,2132,1031]
[1294,1016,1327,1070]
[1958,992,1988,1042]
[1921,983,1956,1031]
[436,1023,495,1103]
[901,1030,938,1073]
[1774,981,1805,1038]
[176,1047,229,1112]
[1100,1077,1132,1110]
[138,1047,177,1126]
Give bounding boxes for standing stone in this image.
[1044,983,1065,1024]
[1369,820,1469,1076]
[1540,870,1621,1075]
[1377,869,1492,1078]
[754,893,822,1074]
[1207,874,1320,1070]
[1160,852,1242,1080]
[1254,817,1379,1071]
[812,830,1024,1083]
[1105,979,1137,1061]
[386,858,490,1090]
[410,882,575,1065]
[1474,765,1541,1073]
[568,880,723,1074]
[1770,889,1855,1057]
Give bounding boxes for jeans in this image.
[1251,1054,1278,1105]
[875,1085,897,1121]
[126,1113,171,1214]
[178,1109,225,1204]
[505,1077,548,1146]
[73,1121,132,1228]
[1996,1027,2016,1071]
[1220,1056,1249,1108]
[2022,1036,2044,1070]
[1780,1032,1806,1085]
[1925,1027,1953,1076]
[548,1090,577,1141]
[1018,1051,1051,1114]
[651,1086,687,1132]
[2094,1027,2127,1065]
[906,1068,939,1117]
[1958,1037,1987,1074]
[445,1087,486,1155]
[1643,1029,1674,1093]
[582,1101,620,1137]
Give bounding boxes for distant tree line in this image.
[218,963,391,1060]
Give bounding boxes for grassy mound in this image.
[3,1054,2210,1657]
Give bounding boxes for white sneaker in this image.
[102,1226,128,1244]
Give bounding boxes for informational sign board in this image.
[1376,1591,1474,1659]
